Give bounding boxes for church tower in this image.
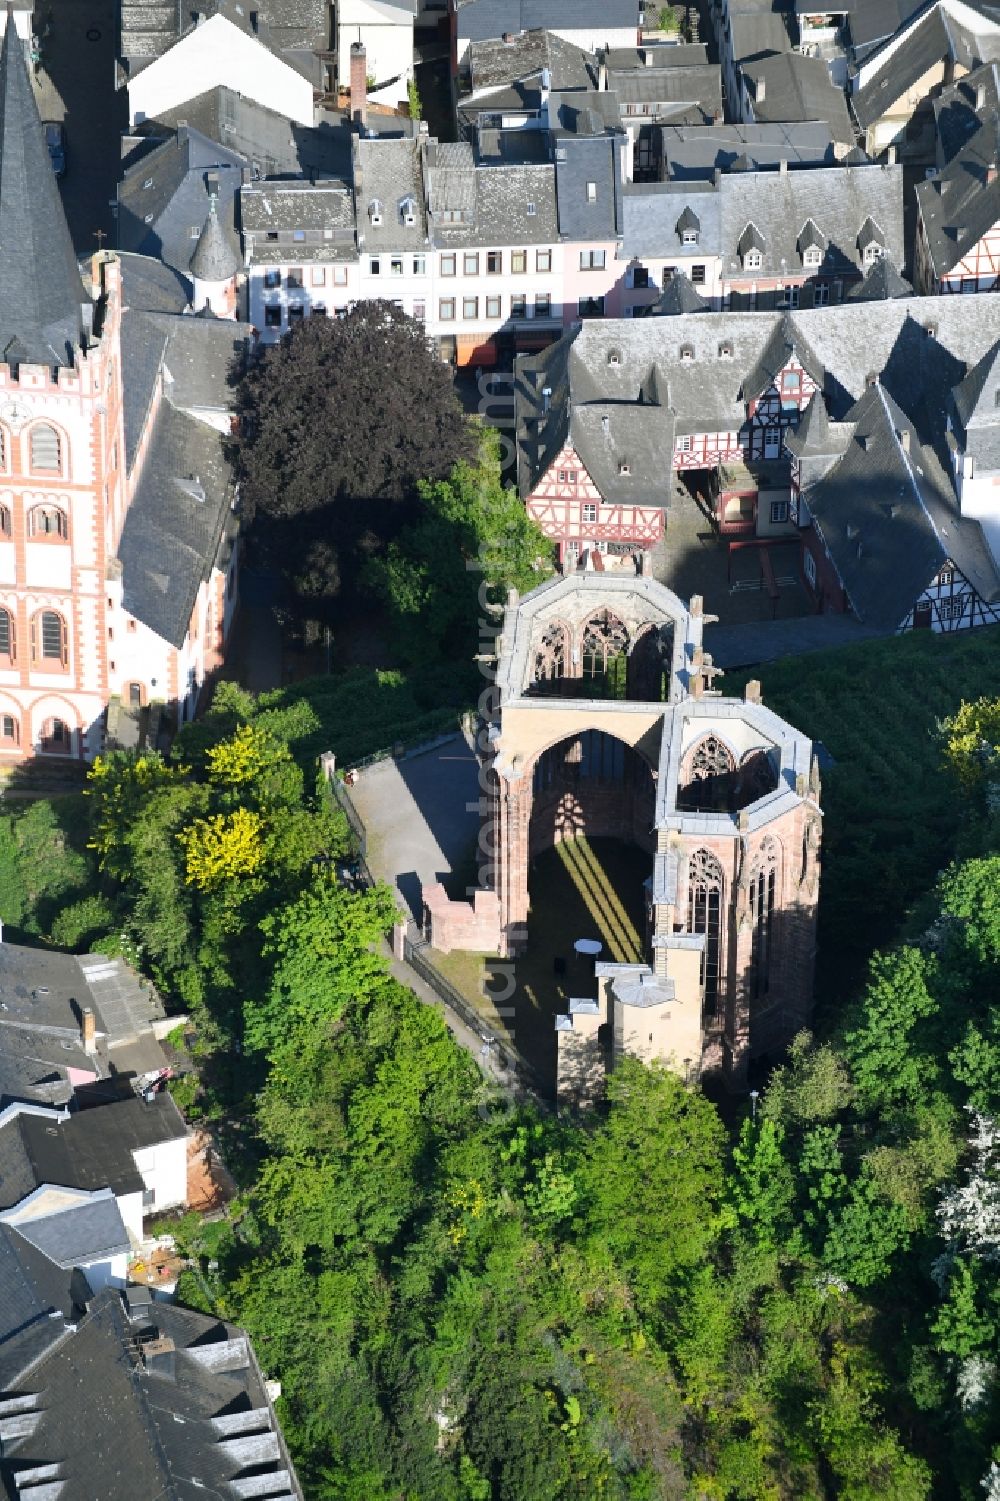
[0,15,126,761]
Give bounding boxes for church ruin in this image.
[423,573,822,1092]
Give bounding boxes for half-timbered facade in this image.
[525,441,666,568]
[517,299,1000,629]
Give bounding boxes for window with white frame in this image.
[464,252,479,276]
[770,500,789,524]
[744,249,762,271]
[413,254,426,275]
[536,249,551,272]
[310,267,325,286]
[582,502,598,523]
[940,595,965,621]
[334,266,348,285]
[463,296,478,319]
[440,253,456,276]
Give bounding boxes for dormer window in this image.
[863,243,883,265]
[744,249,762,270]
[527,201,537,216]
[400,196,417,226]
[803,246,822,267]
[608,349,622,366]
[619,460,631,476]
[738,222,765,271]
[719,342,733,360]
[586,181,597,202]
[369,198,383,227]
[680,344,695,362]
[682,229,698,245]
[676,206,701,247]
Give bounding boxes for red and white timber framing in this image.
[526,443,665,555]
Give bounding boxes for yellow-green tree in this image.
[179,809,266,891]
[941,697,1000,790]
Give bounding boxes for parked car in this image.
[43,121,65,177]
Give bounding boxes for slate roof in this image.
[455,0,640,45]
[437,163,559,246]
[466,27,593,92]
[950,336,1000,468]
[513,296,1000,568]
[190,196,239,282]
[659,120,835,179]
[844,254,913,299]
[5,1189,131,1268]
[621,180,721,259]
[607,64,722,118]
[743,50,855,144]
[0,943,170,1109]
[914,111,1000,277]
[843,0,923,62]
[853,7,946,125]
[117,128,243,281]
[719,164,904,280]
[742,312,825,401]
[119,401,235,650]
[730,9,792,66]
[134,87,354,179]
[0,17,88,369]
[934,60,1000,163]
[0,1093,187,1211]
[804,380,1000,627]
[655,273,709,313]
[355,137,428,251]
[0,1286,304,1499]
[121,0,327,84]
[555,134,623,240]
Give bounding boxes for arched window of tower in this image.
[581,610,629,696]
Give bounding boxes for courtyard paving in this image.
[349,731,482,921]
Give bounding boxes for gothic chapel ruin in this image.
[424,574,822,1096]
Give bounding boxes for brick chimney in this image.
[81,1006,97,1055]
[756,75,766,104]
[350,41,367,131]
[989,163,998,185]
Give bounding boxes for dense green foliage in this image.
[369,428,554,664]
[729,622,1000,1003]
[7,640,1000,1495]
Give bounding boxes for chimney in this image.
[644,47,654,67]
[142,1335,176,1380]
[350,42,367,131]
[81,1007,97,1055]
[598,58,608,90]
[977,82,987,112]
[887,145,896,165]
[898,428,910,453]
[542,385,551,413]
[744,679,762,704]
[779,156,788,176]
[756,75,766,104]
[989,163,998,185]
[865,370,879,387]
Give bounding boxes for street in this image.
[31,0,126,252]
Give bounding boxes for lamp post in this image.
[749,1088,759,1122]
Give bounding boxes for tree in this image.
[370,429,553,661]
[842,947,940,1113]
[941,697,1000,792]
[237,303,474,614]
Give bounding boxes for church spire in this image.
[0,12,88,368]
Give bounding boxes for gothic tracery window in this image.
[582,610,628,696]
[678,734,736,810]
[533,622,567,687]
[749,839,778,1004]
[687,848,723,1015]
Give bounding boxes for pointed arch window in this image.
[532,622,567,688]
[687,848,723,1015]
[678,734,736,810]
[29,425,62,473]
[749,840,778,1003]
[582,610,628,696]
